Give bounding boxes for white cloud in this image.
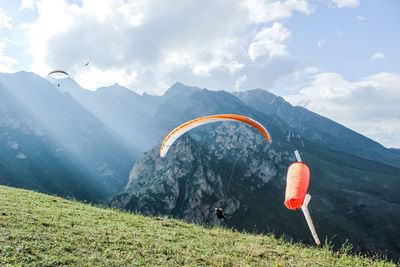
[235,75,248,91]
[371,52,385,61]
[284,72,400,148]
[18,23,31,30]
[356,15,366,21]
[248,23,291,61]
[116,2,146,26]
[3,37,22,47]
[162,38,246,78]
[0,8,13,29]
[242,0,313,23]
[303,67,320,75]
[73,64,138,90]
[317,39,326,48]
[331,0,360,8]
[25,0,311,93]
[20,0,35,10]
[27,0,77,74]
[270,66,321,94]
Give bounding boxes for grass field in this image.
[0,185,395,266]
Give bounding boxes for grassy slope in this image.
[0,186,395,266]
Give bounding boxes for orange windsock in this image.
[284,162,310,210]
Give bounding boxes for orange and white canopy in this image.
[160,114,271,157]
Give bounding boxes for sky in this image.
[0,0,399,148]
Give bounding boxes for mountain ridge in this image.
[235,89,400,169]
[0,71,137,199]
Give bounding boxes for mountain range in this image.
[1,71,399,259]
[0,72,136,201]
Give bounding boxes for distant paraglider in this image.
[47,70,69,88]
[84,62,89,66]
[47,69,69,77]
[160,114,271,158]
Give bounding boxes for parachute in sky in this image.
[47,70,69,87]
[47,69,69,78]
[160,114,271,157]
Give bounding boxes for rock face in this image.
[124,137,225,225]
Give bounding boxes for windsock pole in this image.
[294,150,302,162]
[293,150,321,245]
[301,194,321,245]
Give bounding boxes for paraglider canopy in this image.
[47,69,69,78]
[160,114,271,157]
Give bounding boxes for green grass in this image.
[0,185,395,266]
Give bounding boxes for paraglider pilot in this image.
[215,208,227,220]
